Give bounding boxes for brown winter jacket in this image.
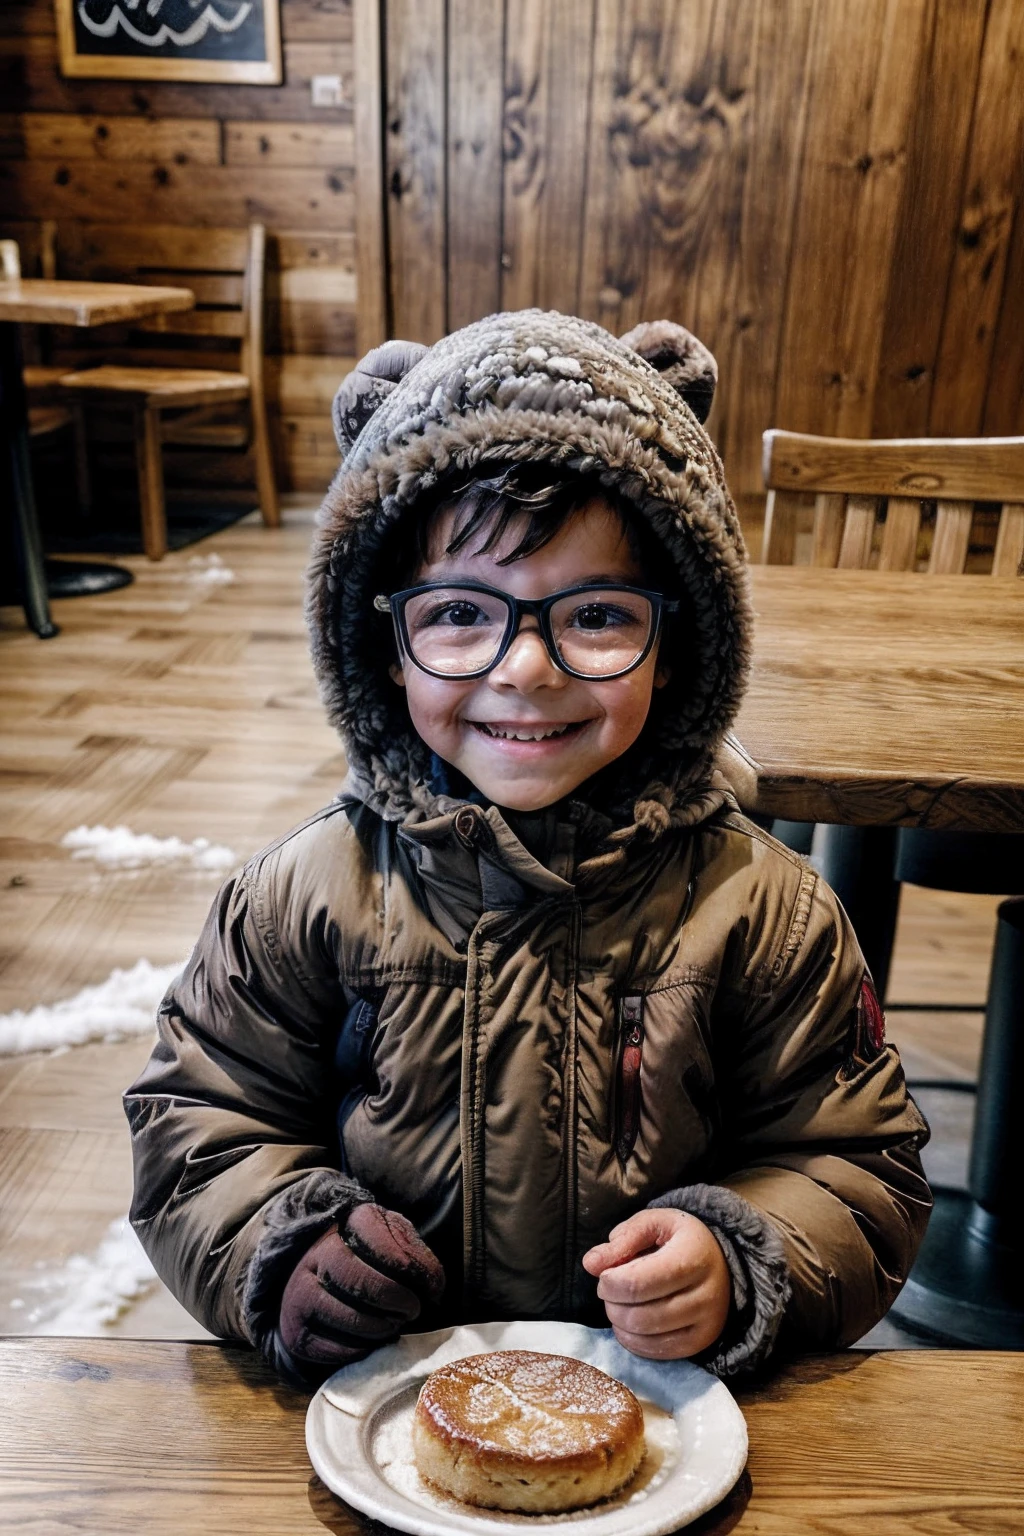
[125,310,930,1380]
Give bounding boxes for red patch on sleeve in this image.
[860,977,886,1055]
[840,976,887,1080]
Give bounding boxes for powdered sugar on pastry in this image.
[374,1386,676,1523]
[422,1351,639,1458]
[411,1351,648,1513]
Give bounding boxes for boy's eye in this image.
[422,600,489,628]
[567,602,637,631]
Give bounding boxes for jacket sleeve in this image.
[123,851,374,1366]
[656,860,931,1374]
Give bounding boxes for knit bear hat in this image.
[307,309,751,825]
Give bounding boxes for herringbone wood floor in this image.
[0,502,999,1339]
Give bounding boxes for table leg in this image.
[1,321,134,622]
[891,898,1024,1346]
[0,319,58,638]
[815,825,900,1001]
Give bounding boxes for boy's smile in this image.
[389,496,669,811]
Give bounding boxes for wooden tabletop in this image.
[733,566,1024,831]
[0,278,194,327]
[0,1339,1020,1534]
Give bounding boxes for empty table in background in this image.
[0,278,194,638]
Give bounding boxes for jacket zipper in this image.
[616,994,645,1163]
[462,918,497,1299]
[560,898,582,1313]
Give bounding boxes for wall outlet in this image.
[311,75,343,108]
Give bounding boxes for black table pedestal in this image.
[893,1190,1024,1347]
[892,898,1024,1346]
[817,825,901,1001]
[44,558,132,598]
[1,320,57,637]
[1,320,134,635]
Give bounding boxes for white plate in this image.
[306,1320,748,1536]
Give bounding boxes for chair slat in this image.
[928,501,972,574]
[40,220,57,281]
[59,222,249,277]
[992,505,1024,577]
[879,496,921,571]
[52,344,242,373]
[810,493,845,567]
[837,497,877,568]
[138,310,246,338]
[763,428,1024,504]
[762,488,804,565]
[147,273,244,307]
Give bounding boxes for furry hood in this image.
[307,309,752,833]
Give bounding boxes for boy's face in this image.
[389,496,669,811]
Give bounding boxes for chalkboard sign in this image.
[55,0,282,84]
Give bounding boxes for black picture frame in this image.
[54,0,283,84]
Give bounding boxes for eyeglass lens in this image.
[401,587,654,676]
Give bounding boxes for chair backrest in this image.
[761,430,1024,577]
[54,222,267,386]
[0,220,57,282]
[0,239,20,281]
[0,223,59,362]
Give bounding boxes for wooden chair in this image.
[58,223,279,560]
[759,429,1024,1004]
[761,430,1024,577]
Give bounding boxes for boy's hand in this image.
[582,1209,731,1359]
[279,1203,445,1367]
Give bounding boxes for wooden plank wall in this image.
[0,0,367,492]
[2,0,1022,503]
[384,0,1024,503]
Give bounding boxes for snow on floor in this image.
[9,1217,158,1334]
[185,553,235,586]
[61,823,236,872]
[0,959,182,1056]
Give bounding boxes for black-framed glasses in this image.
[373,581,678,681]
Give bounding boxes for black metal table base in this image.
[816,824,900,1001]
[2,321,57,636]
[891,1188,1024,1347]
[44,559,133,598]
[2,318,134,636]
[893,897,1024,1347]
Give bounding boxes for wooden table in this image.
[1,1339,1020,1534]
[732,565,1024,834]
[733,564,1024,1350]
[0,277,194,638]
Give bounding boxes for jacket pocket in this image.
[615,993,645,1164]
[334,997,379,1164]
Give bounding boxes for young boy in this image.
[125,310,930,1384]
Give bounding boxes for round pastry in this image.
[412,1349,646,1513]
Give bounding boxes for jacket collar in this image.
[339,756,736,948]
[389,805,570,950]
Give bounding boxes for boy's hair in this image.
[391,464,675,591]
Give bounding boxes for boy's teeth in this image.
[478,722,574,741]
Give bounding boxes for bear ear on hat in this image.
[619,320,718,425]
[331,338,429,456]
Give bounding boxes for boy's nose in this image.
[488,620,566,690]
